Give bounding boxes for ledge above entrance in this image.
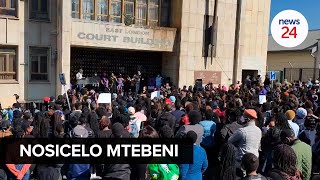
[70,21,177,52]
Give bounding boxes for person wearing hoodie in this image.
[171,101,185,133]
[199,109,216,148]
[179,131,208,180]
[111,122,131,138]
[67,122,91,180]
[37,164,64,180]
[280,129,312,180]
[175,110,204,145]
[295,107,307,132]
[156,104,176,132]
[285,110,299,138]
[128,106,142,138]
[102,123,131,180]
[298,115,317,146]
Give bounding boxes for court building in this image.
[0,0,270,102]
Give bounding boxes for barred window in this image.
[0,48,17,81]
[71,0,80,18]
[70,0,162,27]
[30,48,49,81]
[110,0,121,23]
[82,0,94,20]
[97,0,108,21]
[29,0,49,20]
[136,0,147,26]
[0,0,17,17]
[148,0,159,26]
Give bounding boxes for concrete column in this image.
[56,0,72,96]
[19,1,26,101]
[162,0,182,86]
[236,0,247,82]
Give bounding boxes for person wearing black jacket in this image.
[100,123,131,180]
[37,164,63,180]
[156,104,176,132]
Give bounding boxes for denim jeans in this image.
[77,84,83,92]
[135,83,140,95]
[15,164,30,180]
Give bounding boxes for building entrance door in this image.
[242,70,258,83]
[70,47,162,88]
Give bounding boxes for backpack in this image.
[129,121,139,138]
[148,164,179,180]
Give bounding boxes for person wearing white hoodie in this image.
[128,106,142,138]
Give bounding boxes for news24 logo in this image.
[271,10,308,48]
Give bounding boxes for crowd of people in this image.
[75,69,166,95]
[0,74,320,180]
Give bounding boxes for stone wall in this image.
[0,0,58,101]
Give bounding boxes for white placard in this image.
[151,91,160,100]
[97,93,111,104]
[259,95,267,105]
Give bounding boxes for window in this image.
[160,0,170,27]
[110,0,121,23]
[148,0,159,26]
[124,0,134,25]
[29,0,49,20]
[136,0,147,26]
[124,0,134,16]
[0,0,17,16]
[71,0,162,27]
[97,0,108,21]
[30,48,49,81]
[71,0,80,18]
[0,48,17,81]
[82,0,94,20]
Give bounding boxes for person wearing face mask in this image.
[280,129,312,180]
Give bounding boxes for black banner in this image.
[0,138,193,164]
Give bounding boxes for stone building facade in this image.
[267,30,320,82]
[0,0,270,102]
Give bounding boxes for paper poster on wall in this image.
[0,96,16,109]
[259,95,267,105]
[151,91,160,100]
[97,93,111,104]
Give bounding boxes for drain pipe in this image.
[232,0,242,84]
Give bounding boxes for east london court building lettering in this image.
[77,31,172,47]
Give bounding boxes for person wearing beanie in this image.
[175,110,204,145]
[169,96,176,104]
[228,109,262,161]
[111,122,130,138]
[295,107,307,132]
[285,110,299,138]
